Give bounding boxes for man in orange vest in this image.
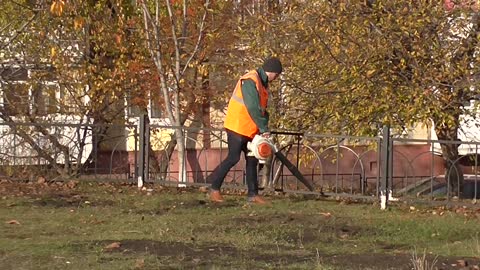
[208,57,283,204]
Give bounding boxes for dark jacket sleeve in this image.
[241,79,269,133]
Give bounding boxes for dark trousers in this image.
[210,129,259,197]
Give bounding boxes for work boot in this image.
[247,195,268,205]
[209,190,224,203]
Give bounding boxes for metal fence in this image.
[0,120,478,206]
[0,121,138,181]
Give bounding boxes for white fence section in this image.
[0,118,93,165]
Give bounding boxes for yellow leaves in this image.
[50,0,65,16]
[114,34,122,45]
[74,16,85,30]
[366,69,376,78]
[50,47,57,59]
[197,65,208,77]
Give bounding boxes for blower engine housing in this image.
[247,135,277,163]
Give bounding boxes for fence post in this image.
[137,114,148,188]
[144,117,150,185]
[380,125,390,210]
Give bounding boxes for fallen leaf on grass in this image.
[241,204,251,209]
[37,176,46,184]
[319,212,332,217]
[5,220,20,225]
[134,258,145,269]
[66,180,78,189]
[104,242,121,250]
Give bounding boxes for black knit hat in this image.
[262,57,283,74]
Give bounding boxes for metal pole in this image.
[134,127,138,181]
[380,125,390,210]
[144,116,150,184]
[388,136,394,200]
[475,144,478,201]
[138,114,146,188]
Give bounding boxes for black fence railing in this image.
[0,120,478,206]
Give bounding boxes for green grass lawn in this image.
[0,181,479,270]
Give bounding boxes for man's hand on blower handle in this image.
[261,132,271,138]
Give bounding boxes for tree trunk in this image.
[147,114,191,182]
[176,130,187,185]
[434,119,464,197]
[151,131,176,181]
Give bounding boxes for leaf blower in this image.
[247,135,314,191]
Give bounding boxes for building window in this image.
[32,83,58,115]
[0,66,90,116]
[150,94,162,118]
[126,90,143,117]
[2,82,30,116]
[1,66,29,116]
[0,66,28,81]
[59,83,83,114]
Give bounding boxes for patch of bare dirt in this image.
[170,199,239,209]
[232,212,376,244]
[92,239,480,269]
[95,240,313,268]
[0,181,116,208]
[326,253,480,270]
[31,194,115,208]
[0,180,69,197]
[125,199,238,217]
[232,211,329,226]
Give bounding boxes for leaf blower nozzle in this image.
[246,134,315,191]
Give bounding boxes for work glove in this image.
[260,132,271,138]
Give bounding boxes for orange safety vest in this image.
[224,70,268,138]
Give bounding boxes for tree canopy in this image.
[234,0,480,193]
[236,1,480,139]
[2,0,480,192]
